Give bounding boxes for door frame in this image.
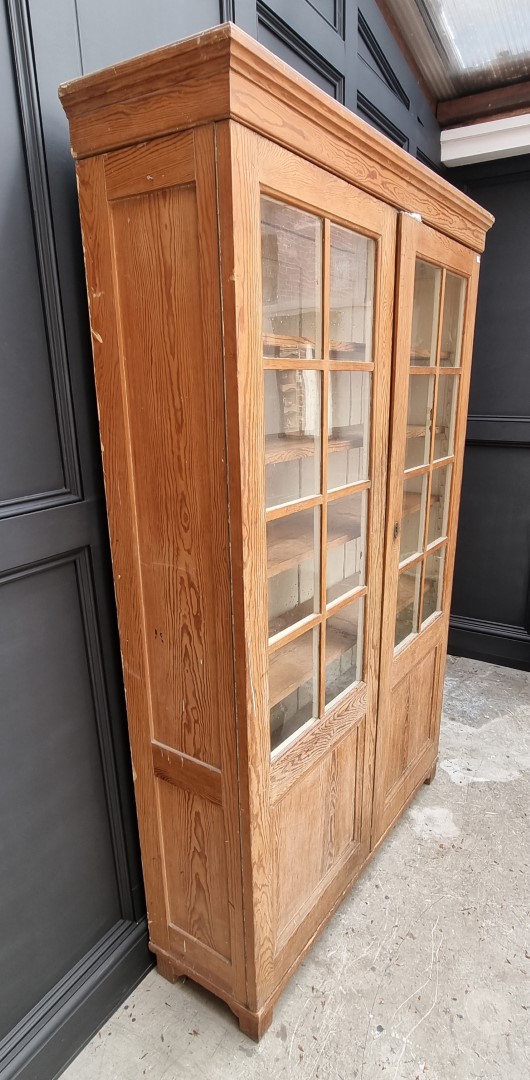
[372,214,480,844]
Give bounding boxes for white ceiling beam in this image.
[441,112,530,167]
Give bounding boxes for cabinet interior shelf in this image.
[269,624,351,707]
[265,427,363,464]
[397,572,436,613]
[263,332,367,362]
[268,572,362,637]
[410,349,451,364]
[406,425,444,440]
[268,505,362,577]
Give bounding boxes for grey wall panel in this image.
[0,556,121,1040]
[257,18,344,98]
[0,6,64,508]
[449,157,530,670]
[452,446,530,629]
[1,0,442,1075]
[357,2,441,163]
[467,175,530,418]
[74,0,224,72]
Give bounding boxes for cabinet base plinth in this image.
[234,1003,274,1041]
[151,948,273,1041]
[156,954,180,984]
[424,760,438,785]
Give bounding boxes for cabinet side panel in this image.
[75,128,245,1003]
[109,185,222,766]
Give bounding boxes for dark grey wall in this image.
[449,155,530,670]
[1,3,440,1078]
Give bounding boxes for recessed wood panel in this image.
[383,646,436,802]
[273,725,361,940]
[157,779,231,961]
[109,183,225,767]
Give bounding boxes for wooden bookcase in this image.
[59,24,493,1039]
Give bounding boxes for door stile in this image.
[215,120,274,1011]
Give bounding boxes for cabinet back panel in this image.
[110,185,224,766]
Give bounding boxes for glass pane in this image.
[422,547,446,626]
[428,466,452,546]
[325,599,364,706]
[434,375,458,460]
[328,371,370,489]
[269,627,319,752]
[261,197,322,359]
[264,370,321,508]
[267,507,320,637]
[400,474,427,563]
[405,375,434,470]
[441,273,466,367]
[395,563,421,648]
[410,260,442,366]
[329,224,375,361]
[327,491,367,603]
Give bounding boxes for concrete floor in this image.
[63,656,530,1080]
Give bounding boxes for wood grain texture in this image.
[372,218,480,845]
[64,41,489,1034]
[438,79,530,127]
[152,741,222,805]
[270,685,367,804]
[109,183,223,765]
[77,128,246,1005]
[158,780,231,960]
[104,130,195,200]
[59,23,493,251]
[273,726,359,940]
[75,153,169,954]
[215,120,274,1012]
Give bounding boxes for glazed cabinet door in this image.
[218,122,396,1002]
[372,215,480,843]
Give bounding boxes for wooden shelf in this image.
[269,624,350,707]
[263,331,315,359]
[269,599,314,638]
[327,572,361,604]
[397,571,436,614]
[402,490,439,517]
[262,332,367,362]
[406,425,444,440]
[265,426,363,465]
[329,340,367,361]
[268,505,362,577]
[410,349,451,364]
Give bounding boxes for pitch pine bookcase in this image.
[59,24,493,1039]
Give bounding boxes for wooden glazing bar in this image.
[319,218,331,718]
[326,479,370,503]
[265,494,323,522]
[325,584,367,618]
[268,612,321,654]
[263,358,325,370]
[327,361,374,372]
[403,459,453,481]
[431,455,455,474]
[428,270,446,466]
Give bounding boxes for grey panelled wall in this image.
[449,155,530,671]
[1,1,439,1077]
